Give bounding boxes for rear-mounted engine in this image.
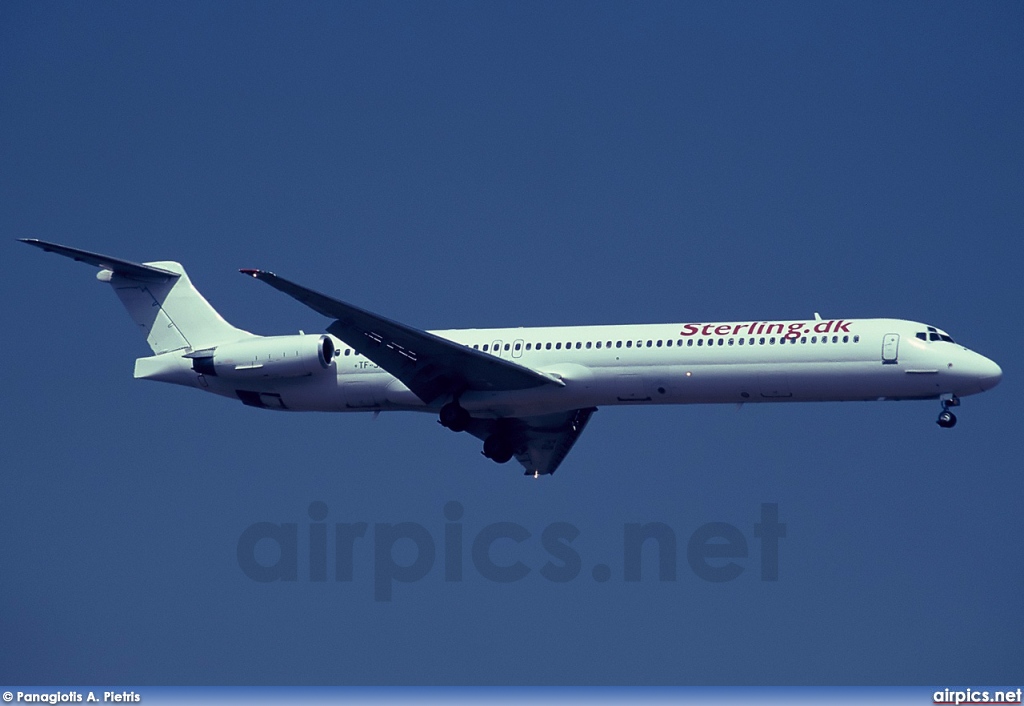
[188,334,335,379]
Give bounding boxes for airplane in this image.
[20,238,1002,477]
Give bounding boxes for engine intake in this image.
[190,334,335,379]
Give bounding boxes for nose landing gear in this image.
[936,395,960,428]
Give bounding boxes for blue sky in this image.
[1,1,1021,685]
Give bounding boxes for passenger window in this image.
[586,342,592,349]
[482,344,489,352]
[596,341,602,349]
[525,343,531,350]
[514,343,521,351]
[687,340,693,347]
[616,341,622,348]
[555,343,561,350]
[800,337,806,343]
[738,338,744,345]
[843,336,849,343]
[697,339,703,347]
[344,349,351,356]
[769,338,775,345]
[576,342,582,349]
[853,335,860,343]
[831,336,838,343]
[646,340,653,347]
[728,338,734,346]
[504,343,511,351]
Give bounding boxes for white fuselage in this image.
[23,239,1002,475]
[136,317,1002,418]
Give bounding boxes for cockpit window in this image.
[918,328,955,343]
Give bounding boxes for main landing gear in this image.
[438,401,470,432]
[936,395,960,428]
[482,433,515,465]
[439,400,516,465]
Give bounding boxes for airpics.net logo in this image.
[934,688,1023,704]
[236,502,786,601]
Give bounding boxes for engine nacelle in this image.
[189,334,335,379]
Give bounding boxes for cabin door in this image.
[882,334,899,364]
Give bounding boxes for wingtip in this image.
[239,268,264,278]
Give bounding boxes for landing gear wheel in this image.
[936,395,960,428]
[482,434,514,464]
[439,402,470,432]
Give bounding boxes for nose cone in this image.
[950,351,1002,396]
[977,356,1002,391]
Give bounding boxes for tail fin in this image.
[104,261,252,353]
[21,239,252,354]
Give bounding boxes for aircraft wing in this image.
[241,269,562,405]
[465,408,597,476]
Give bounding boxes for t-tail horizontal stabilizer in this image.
[21,238,252,354]
[19,238,180,282]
